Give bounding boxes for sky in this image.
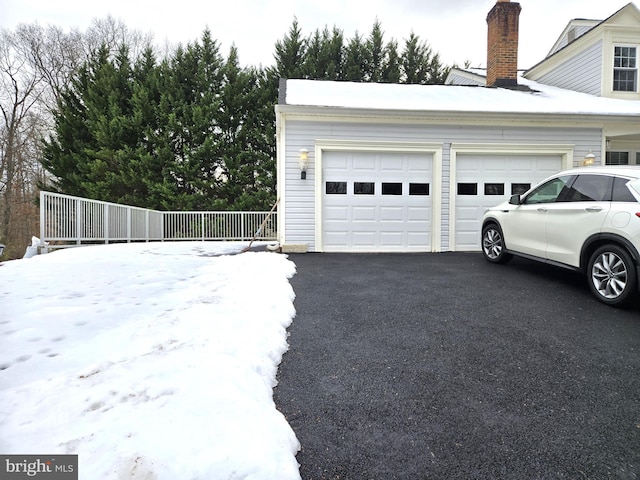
[0,0,634,70]
[0,241,302,479]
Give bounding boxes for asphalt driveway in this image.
[273,252,640,480]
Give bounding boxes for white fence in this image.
[40,191,278,250]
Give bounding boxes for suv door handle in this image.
[585,207,603,212]
[537,207,548,212]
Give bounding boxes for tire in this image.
[482,223,512,264]
[587,244,638,308]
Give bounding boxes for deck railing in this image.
[39,191,278,251]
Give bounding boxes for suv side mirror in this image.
[509,194,522,205]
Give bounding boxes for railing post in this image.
[104,203,110,244]
[40,191,45,246]
[146,210,150,242]
[201,212,205,241]
[75,198,82,245]
[127,208,132,243]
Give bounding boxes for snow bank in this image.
[0,242,301,479]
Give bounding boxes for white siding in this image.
[446,72,485,86]
[537,41,603,95]
[281,119,602,252]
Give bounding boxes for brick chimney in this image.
[486,0,521,87]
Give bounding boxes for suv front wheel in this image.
[587,245,637,307]
[482,224,512,264]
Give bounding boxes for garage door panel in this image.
[380,232,403,245]
[407,206,430,221]
[380,206,404,222]
[352,206,376,221]
[324,206,348,221]
[325,232,348,244]
[353,157,376,172]
[353,232,376,245]
[325,156,349,172]
[381,157,404,172]
[456,205,485,221]
[408,232,430,245]
[323,151,433,252]
[407,158,430,172]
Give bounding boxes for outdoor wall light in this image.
[582,152,596,167]
[299,148,309,179]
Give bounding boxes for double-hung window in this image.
[613,46,638,92]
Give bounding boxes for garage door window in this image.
[511,183,530,195]
[382,183,403,195]
[409,183,430,195]
[484,183,504,195]
[458,183,478,195]
[326,182,347,194]
[354,182,375,195]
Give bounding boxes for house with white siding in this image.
[275,0,640,253]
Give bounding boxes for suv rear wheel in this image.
[482,224,512,264]
[587,244,637,307]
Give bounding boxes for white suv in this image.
[481,166,640,307]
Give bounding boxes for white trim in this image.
[275,106,639,127]
[611,42,640,94]
[275,110,287,245]
[448,143,574,251]
[314,140,443,252]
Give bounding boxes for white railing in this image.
[40,191,278,251]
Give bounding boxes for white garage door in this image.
[322,151,433,252]
[455,154,563,251]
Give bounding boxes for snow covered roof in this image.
[280,78,640,117]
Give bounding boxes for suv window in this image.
[561,174,612,202]
[524,175,573,204]
[612,176,639,202]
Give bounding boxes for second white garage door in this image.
[322,151,433,252]
[454,154,563,251]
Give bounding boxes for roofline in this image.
[545,19,601,59]
[524,2,637,75]
[275,103,640,125]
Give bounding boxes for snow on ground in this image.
[0,242,301,479]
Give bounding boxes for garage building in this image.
[275,1,640,253]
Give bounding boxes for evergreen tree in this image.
[160,30,224,210]
[303,29,323,79]
[365,20,385,82]
[303,27,345,81]
[343,33,367,82]
[274,19,306,79]
[43,43,149,204]
[126,47,174,209]
[41,47,99,198]
[402,32,428,84]
[216,46,270,210]
[382,39,401,83]
[400,32,448,84]
[323,27,345,80]
[273,19,449,85]
[425,51,450,84]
